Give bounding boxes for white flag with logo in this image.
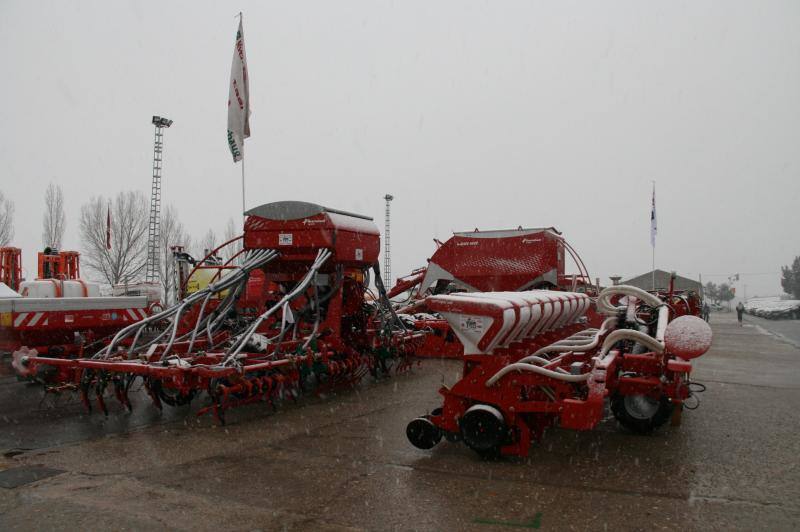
[650,184,657,247]
[227,18,250,162]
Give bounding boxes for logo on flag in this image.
[227,19,250,162]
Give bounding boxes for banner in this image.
[227,18,250,162]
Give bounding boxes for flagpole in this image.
[652,244,655,291]
[651,181,656,291]
[239,11,245,227]
[231,10,246,230]
[241,155,246,227]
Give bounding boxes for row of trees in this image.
[1,185,67,250]
[0,186,240,305]
[781,256,800,299]
[79,191,241,305]
[43,184,66,249]
[704,282,735,305]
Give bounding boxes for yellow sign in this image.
[186,268,229,299]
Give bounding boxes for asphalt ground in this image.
[742,313,800,349]
[0,311,798,530]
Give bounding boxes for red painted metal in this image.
[0,303,149,355]
[38,249,80,280]
[11,201,422,424]
[388,228,598,359]
[407,287,712,458]
[1,247,150,356]
[0,247,22,291]
[420,228,565,293]
[244,204,380,267]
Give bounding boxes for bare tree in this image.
[0,191,15,247]
[195,229,218,261]
[159,205,192,305]
[222,217,243,265]
[42,183,66,249]
[79,191,149,285]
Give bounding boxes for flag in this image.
[650,184,657,248]
[106,203,112,250]
[227,17,250,162]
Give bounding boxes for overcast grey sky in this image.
[1,0,798,297]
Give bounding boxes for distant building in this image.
[621,269,702,295]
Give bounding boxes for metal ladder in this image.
[145,125,164,283]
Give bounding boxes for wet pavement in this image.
[742,313,800,349]
[0,312,799,530]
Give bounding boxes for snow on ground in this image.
[744,297,800,320]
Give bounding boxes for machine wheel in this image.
[611,394,673,434]
[147,378,197,407]
[407,417,442,449]
[460,404,507,458]
[428,407,461,442]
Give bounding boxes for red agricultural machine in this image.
[8,200,712,453]
[406,284,711,458]
[387,227,599,358]
[0,247,151,356]
[11,201,422,423]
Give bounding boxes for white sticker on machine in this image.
[355,248,363,261]
[459,316,484,333]
[279,233,293,246]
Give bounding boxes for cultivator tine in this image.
[96,395,108,416]
[80,389,91,413]
[262,377,275,409]
[144,380,163,412]
[212,402,225,426]
[113,376,133,412]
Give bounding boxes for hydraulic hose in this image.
[224,249,332,364]
[595,328,664,361]
[521,318,617,360]
[100,249,276,358]
[486,361,591,386]
[596,285,663,315]
[487,288,669,388]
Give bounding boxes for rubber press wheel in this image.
[146,378,197,407]
[611,394,674,434]
[460,404,507,459]
[407,417,442,449]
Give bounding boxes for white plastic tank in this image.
[19,280,101,298]
[110,281,162,303]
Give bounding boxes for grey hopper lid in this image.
[245,201,373,221]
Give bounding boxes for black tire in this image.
[460,405,507,458]
[407,417,442,450]
[611,394,673,434]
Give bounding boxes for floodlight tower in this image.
[145,116,173,283]
[383,194,394,287]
